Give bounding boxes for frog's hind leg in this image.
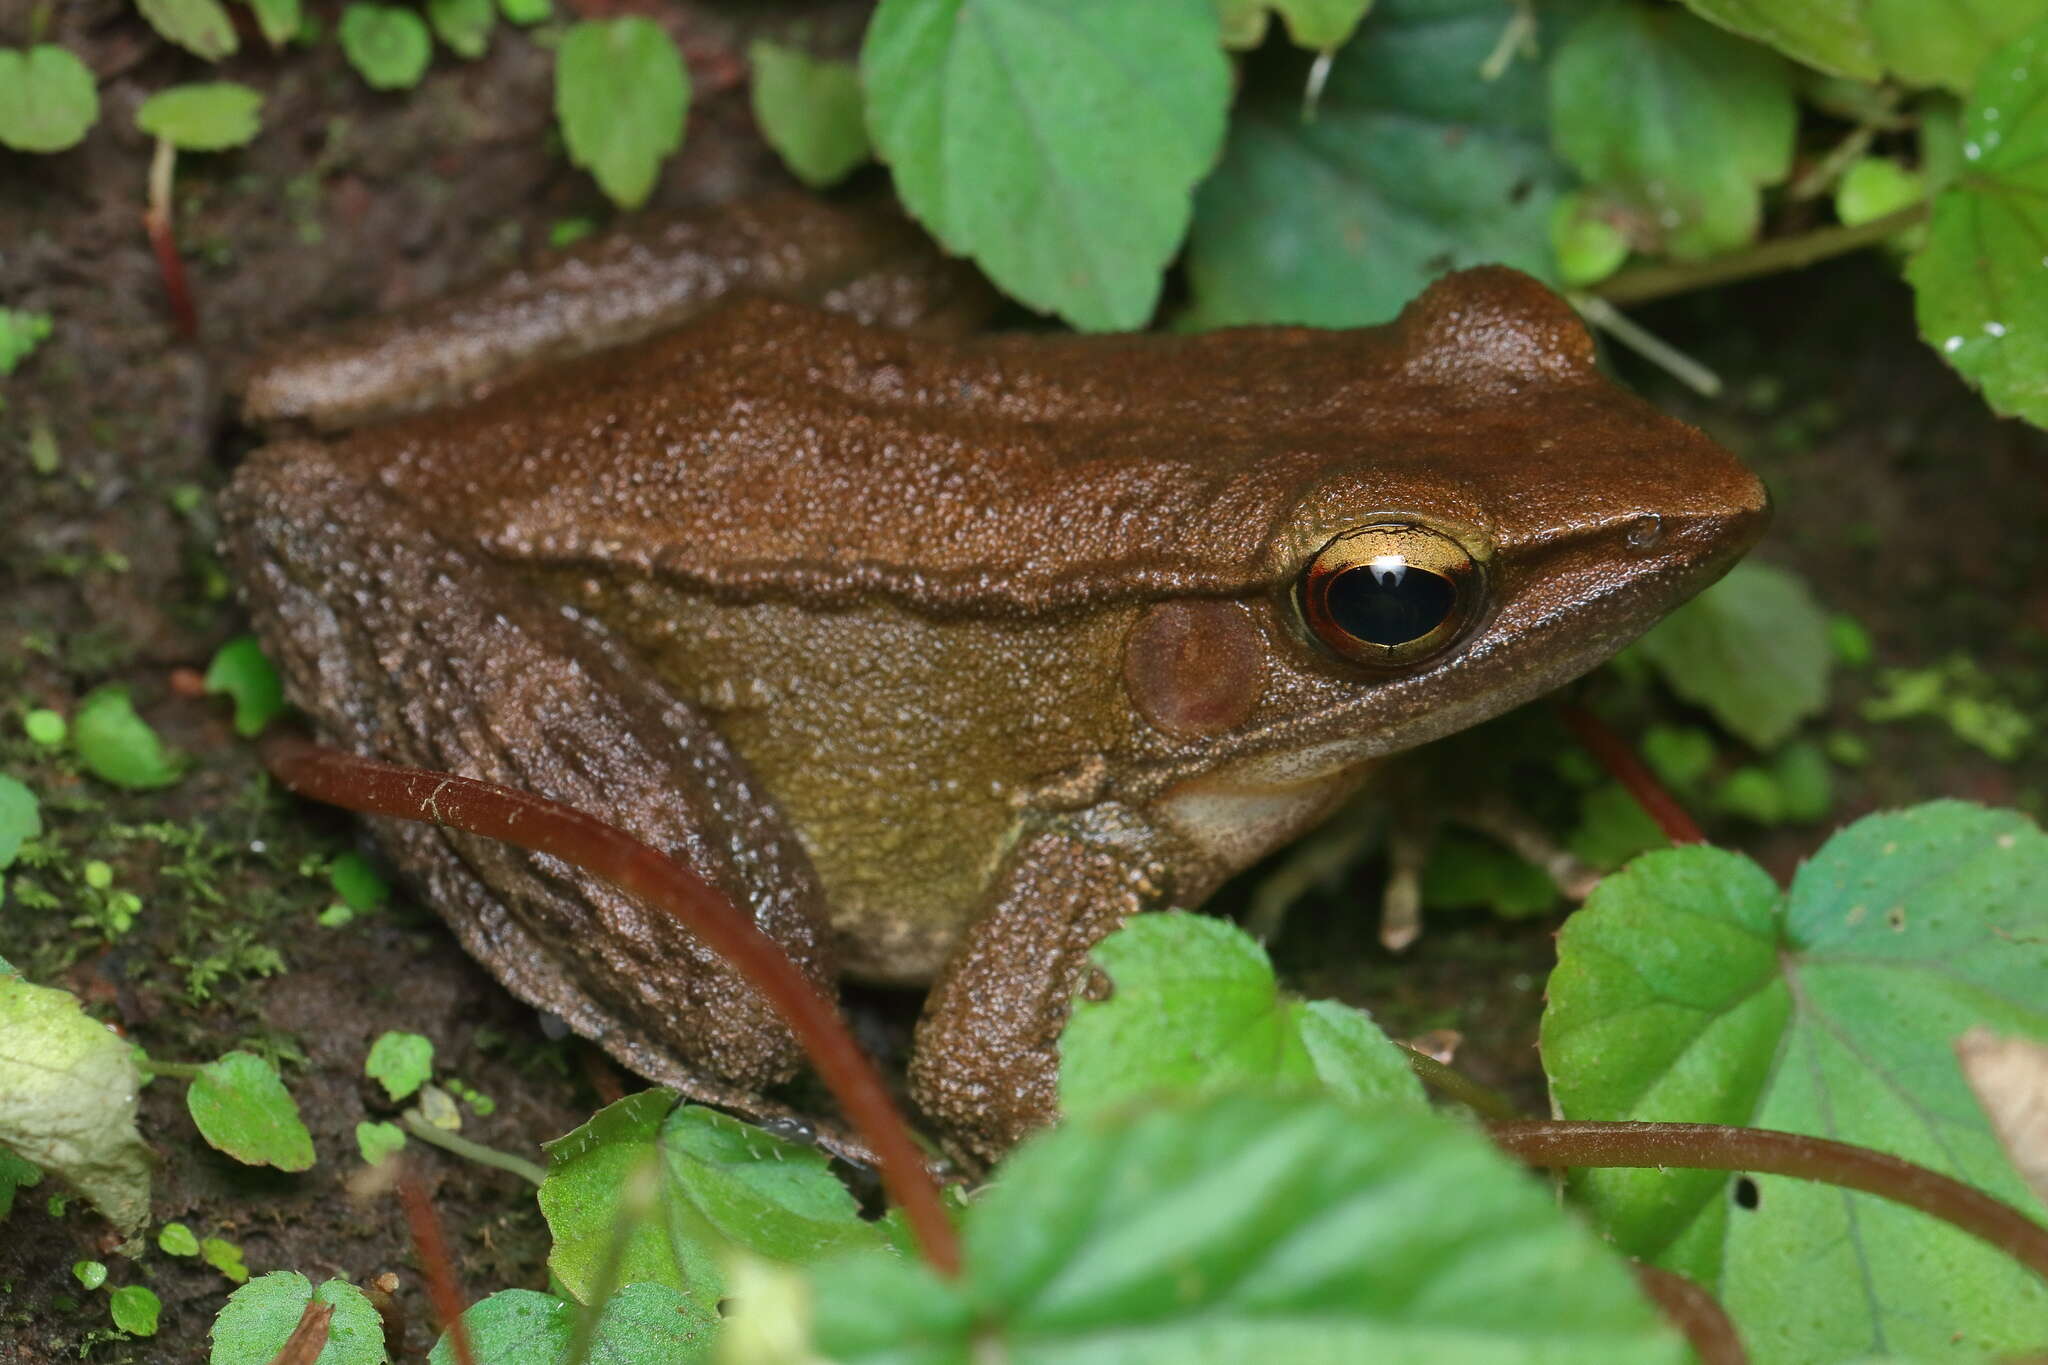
[221,441,837,1099]
[237,193,994,433]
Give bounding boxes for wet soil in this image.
[3,3,2044,1360]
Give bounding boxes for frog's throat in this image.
[1150,739,1383,885]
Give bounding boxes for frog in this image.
[220,192,1767,1161]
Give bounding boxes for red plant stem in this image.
[265,1299,334,1365]
[1631,1264,1747,1365]
[1554,701,1704,845]
[1490,1120,2048,1285]
[261,733,963,1279]
[397,1165,475,1365]
[145,138,197,340]
[362,1274,407,1360]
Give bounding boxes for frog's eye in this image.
[1295,523,1481,666]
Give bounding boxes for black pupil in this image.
[1325,560,1456,646]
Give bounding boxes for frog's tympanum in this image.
[222,195,1767,1159]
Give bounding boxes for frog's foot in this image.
[222,442,837,1094]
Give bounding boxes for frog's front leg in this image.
[909,811,1172,1161]
[221,442,836,1108]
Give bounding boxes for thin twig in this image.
[1554,702,1704,847]
[263,1299,333,1365]
[1631,1263,1747,1365]
[398,1110,546,1187]
[1590,204,1928,307]
[1490,1119,2048,1286]
[397,1163,475,1365]
[1401,1046,1526,1122]
[1574,295,1723,398]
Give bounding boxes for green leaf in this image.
[0,308,53,377]
[864,0,1230,330]
[327,851,390,910]
[540,1091,707,1306]
[158,1222,200,1256]
[0,308,53,376]
[1634,560,1831,751]
[499,0,550,23]
[539,1090,878,1315]
[1218,0,1373,50]
[242,0,302,48]
[1835,155,1925,227]
[0,46,100,153]
[1907,19,2048,429]
[1550,4,1795,261]
[135,82,264,152]
[0,1148,44,1220]
[23,708,67,746]
[1059,912,1425,1116]
[1677,0,2048,94]
[187,1051,315,1171]
[1544,803,2048,1362]
[73,1259,107,1290]
[554,17,690,210]
[109,1285,161,1336]
[1861,655,2034,760]
[1773,739,1832,821]
[364,1031,433,1101]
[1827,611,1875,667]
[0,976,150,1246]
[812,1091,1687,1362]
[427,0,495,59]
[1551,190,1632,287]
[356,1120,405,1164]
[339,4,433,90]
[1185,0,1564,329]
[138,0,240,60]
[428,1284,717,1365]
[1567,780,1671,872]
[1715,743,1835,826]
[209,1273,387,1365]
[747,41,868,189]
[1641,725,1717,790]
[1421,829,1560,916]
[27,422,61,475]
[202,635,286,738]
[72,685,184,790]
[659,1105,877,1262]
[0,775,39,871]
[201,1236,250,1284]
[1711,764,1782,823]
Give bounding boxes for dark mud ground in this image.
[2,3,2045,1360]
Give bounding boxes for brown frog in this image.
[221,194,1766,1159]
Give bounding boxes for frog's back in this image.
[280,270,1717,613]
